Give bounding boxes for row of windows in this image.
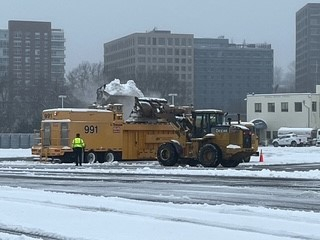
[13,31,49,39]
[196,67,272,73]
[136,64,193,75]
[138,57,192,65]
[138,47,192,56]
[195,51,272,58]
[254,101,317,113]
[196,59,272,66]
[197,75,271,81]
[137,36,192,47]
[13,72,50,79]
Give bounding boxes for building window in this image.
[158,38,165,45]
[158,58,165,63]
[281,102,288,112]
[138,37,146,45]
[254,103,262,112]
[295,102,302,112]
[138,57,146,63]
[158,48,165,55]
[138,47,146,55]
[268,103,275,112]
[312,101,317,112]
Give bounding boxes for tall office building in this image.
[194,38,273,117]
[0,20,65,132]
[296,3,320,93]
[104,29,194,105]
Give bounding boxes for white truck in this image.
[277,127,317,146]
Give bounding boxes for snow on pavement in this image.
[0,186,319,240]
[0,146,320,239]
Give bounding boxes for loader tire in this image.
[157,143,178,166]
[198,144,220,167]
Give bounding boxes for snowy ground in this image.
[0,146,320,240]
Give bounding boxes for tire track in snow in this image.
[0,194,319,240]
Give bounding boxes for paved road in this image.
[0,159,319,212]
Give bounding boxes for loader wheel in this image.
[157,143,178,166]
[198,144,220,167]
[86,152,97,164]
[220,159,240,168]
[104,151,115,163]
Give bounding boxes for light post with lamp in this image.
[58,95,66,108]
[168,93,177,106]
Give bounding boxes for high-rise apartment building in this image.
[194,38,273,116]
[8,21,52,97]
[104,29,194,105]
[296,3,320,93]
[0,20,65,132]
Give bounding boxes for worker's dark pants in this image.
[73,147,83,165]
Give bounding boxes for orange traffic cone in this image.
[259,149,264,162]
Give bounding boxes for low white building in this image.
[246,86,320,144]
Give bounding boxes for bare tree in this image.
[66,62,105,105]
[135,70,182,104]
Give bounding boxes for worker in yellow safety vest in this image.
[72,133,85,166]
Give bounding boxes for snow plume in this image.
[97,79,144,119]
[103,79,144,98]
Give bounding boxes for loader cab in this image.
[192,109,225,138]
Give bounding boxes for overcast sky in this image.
[1,0,319,73]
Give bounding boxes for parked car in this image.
[272,133,308,147]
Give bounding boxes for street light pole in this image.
[58,95,66,108]
[168,93,177,105]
